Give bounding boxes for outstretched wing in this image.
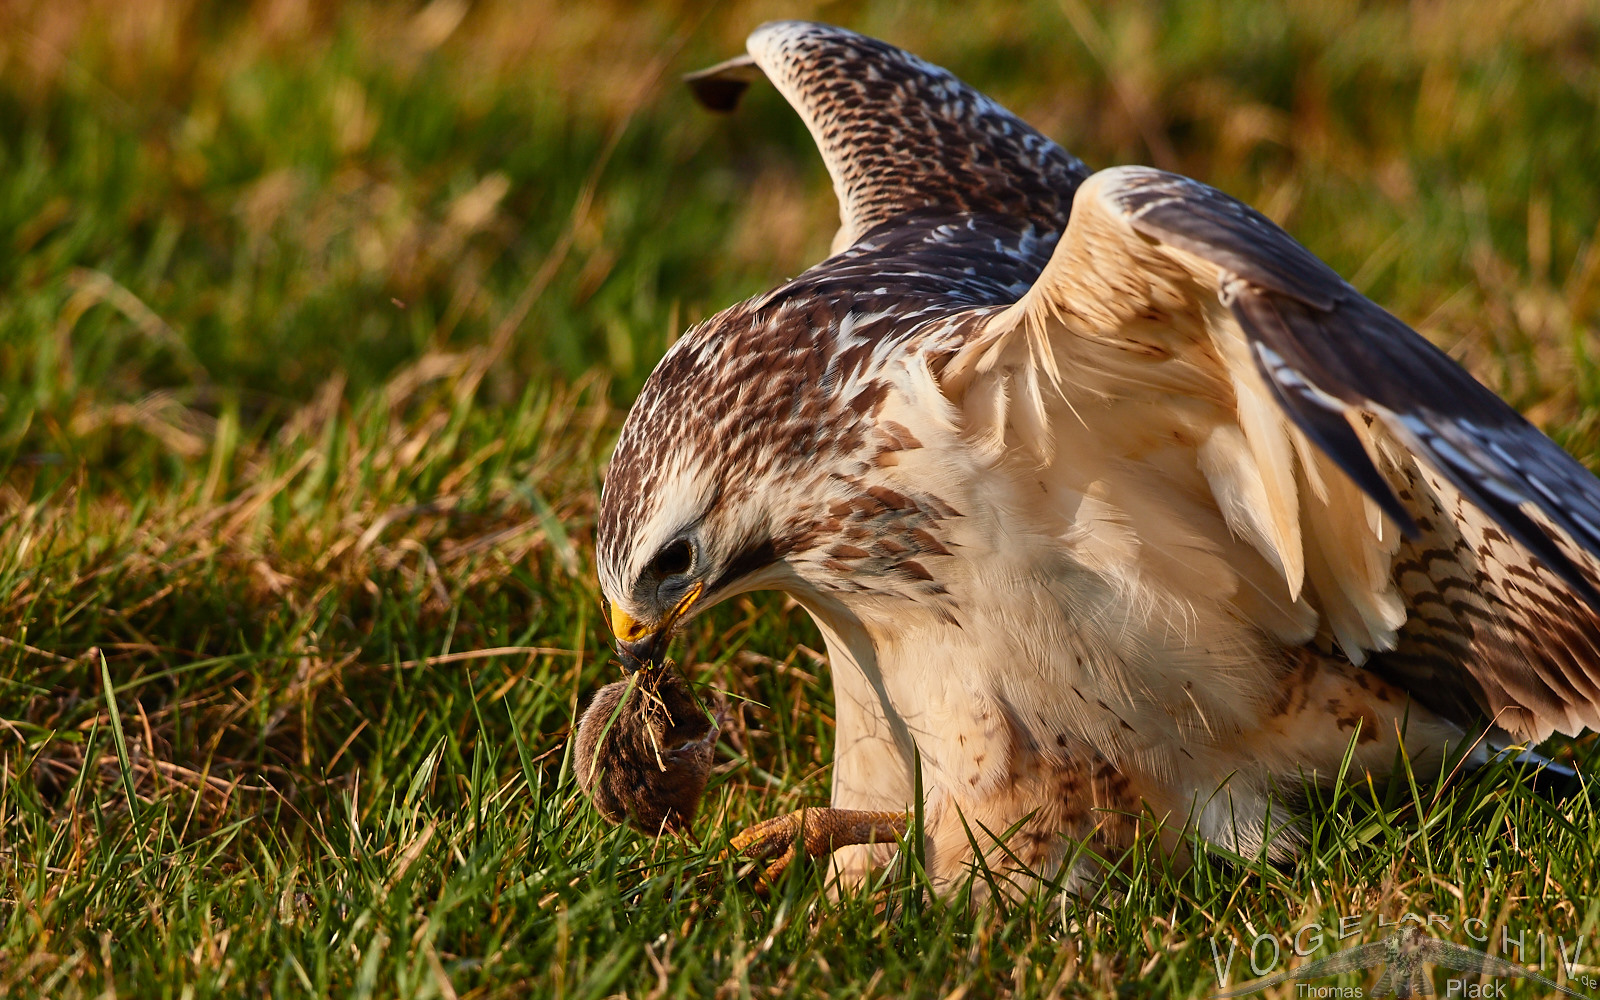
[686,21,1089,252]
[1210,942,1392,998]
[1418,939,1592,999]
[942,165,1600,740]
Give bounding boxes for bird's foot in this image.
[721,808,908,890]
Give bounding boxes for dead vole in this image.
[573,664,717,834]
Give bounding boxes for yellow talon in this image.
[721,808,909,889]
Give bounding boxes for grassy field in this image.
[3,1,1600,996]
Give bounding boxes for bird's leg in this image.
[722,808,908,888]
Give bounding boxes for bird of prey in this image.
[1210,925,1591,999]
[592,21,1600,892]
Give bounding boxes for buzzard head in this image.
[594,295,871,666]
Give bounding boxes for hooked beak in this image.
[610,582,703,671]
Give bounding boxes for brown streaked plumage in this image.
[590,21,1599,894]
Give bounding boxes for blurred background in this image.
[5,0,1599,432]
[2,1,1598,995]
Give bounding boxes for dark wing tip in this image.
[1112,167,1344,310]
[1243,310,1422,540]
[733,21,1086,238]
[684,54,764,113]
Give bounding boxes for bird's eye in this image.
[650,539,693,577]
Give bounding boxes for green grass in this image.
[2,1,1600,996]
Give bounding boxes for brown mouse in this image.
[572,663,717,835]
